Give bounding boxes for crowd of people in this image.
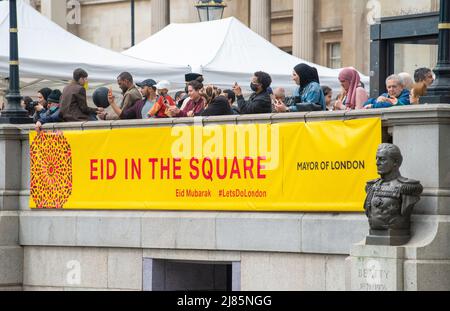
[24,64,435,131]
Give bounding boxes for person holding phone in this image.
[106,72,142,120]
[233,71,272,115]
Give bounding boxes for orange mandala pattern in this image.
[30,132,73,209]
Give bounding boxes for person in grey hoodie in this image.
[233,71,272,114]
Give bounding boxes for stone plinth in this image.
[348,243,404,291]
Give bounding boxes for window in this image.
[393,40,437,76]
[327,42,342,69]
[318,30,342,68]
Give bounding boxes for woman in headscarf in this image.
[201,95,234,116]
[334,67,368,110]
[201,85,222,109]
[274,63,326,112]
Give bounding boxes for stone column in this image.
[250,0,271,41]
[342,0,369,73]
[151,0,170,34]
[292,0,314,61]
[0,126,25,290]
[40,0,67,30]
[429,0,440,66]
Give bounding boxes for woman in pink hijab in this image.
[334,67,368,110]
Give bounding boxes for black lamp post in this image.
[421,0,450,104]
[0,0,32,124]
[194,0,227,22]
[131,0,135,46]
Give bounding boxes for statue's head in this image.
[376,144,403,176]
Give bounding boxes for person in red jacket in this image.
[148,80,176,118]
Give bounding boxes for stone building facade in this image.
[1,1,449,293]
[27,0,440,75]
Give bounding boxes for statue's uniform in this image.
[364,177,423,231]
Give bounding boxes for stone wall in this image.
[22,246,348,291]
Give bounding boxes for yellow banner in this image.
[29,118,381,212]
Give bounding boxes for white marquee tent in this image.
[0,0,189,88]
[124,17,369,93]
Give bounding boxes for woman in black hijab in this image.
[274,63,326,112]
[201,95,234,117]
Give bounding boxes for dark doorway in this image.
[143,259,241,291]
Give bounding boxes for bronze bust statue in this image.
[364,144,423,246]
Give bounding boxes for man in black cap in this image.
[120,79,158,119]
[178,73,204,109]
[185,73,203,84]
[35,89,63,131]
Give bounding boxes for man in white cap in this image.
[148,80,176,118]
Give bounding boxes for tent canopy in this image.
[124,17,368,93]
[0,0,189,86]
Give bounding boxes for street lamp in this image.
[131,0,135,46]
[194,0,227,22]
[0,0,32,124]
[421,0,450,104]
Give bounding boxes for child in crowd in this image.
[321,86,333,111]
[148,80,176,118]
